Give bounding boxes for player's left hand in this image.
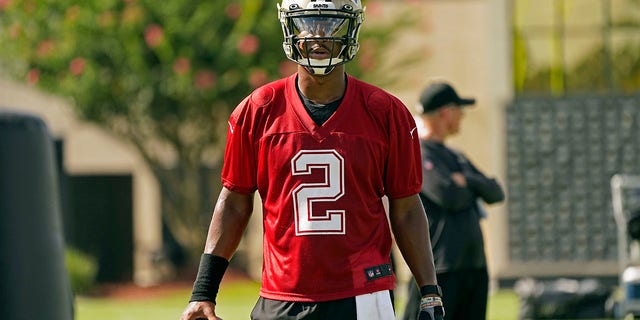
[417,296,445,320]
[418,306,444,320]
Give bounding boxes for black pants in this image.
[401,268,489,320]
[250,290,395,320]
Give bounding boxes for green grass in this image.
[76,289,192,320]
[75,281,520,320]
[75,281,261,320]
[487,290,520,320]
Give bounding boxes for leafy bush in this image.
[65,247,98,295]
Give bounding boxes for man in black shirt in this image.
[401,82,505,320]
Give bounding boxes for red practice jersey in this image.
[221,74,422,302]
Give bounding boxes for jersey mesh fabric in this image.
[221,74,422,302]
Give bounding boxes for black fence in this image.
[506,95,640,263]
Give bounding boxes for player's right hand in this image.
[180,301,222,320]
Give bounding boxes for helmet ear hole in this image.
[348,44,359,60]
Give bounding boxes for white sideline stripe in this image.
[355,290,395,320]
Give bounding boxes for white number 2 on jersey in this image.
[291,150,345,235]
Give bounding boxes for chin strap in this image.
[299,56,344,75]
[305,65,335,75]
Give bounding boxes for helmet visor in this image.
[292,16,348,38]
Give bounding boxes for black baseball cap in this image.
[418,82,476,114]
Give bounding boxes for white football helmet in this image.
[278,0,365,75]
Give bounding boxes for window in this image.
[513,0,640,95]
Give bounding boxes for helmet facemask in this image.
[278,0,365,75]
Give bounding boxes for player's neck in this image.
[297,66,346,105]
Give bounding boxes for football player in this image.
[180,1,444,319]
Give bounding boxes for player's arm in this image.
[180,187,254,320]
[389,194,436,288]
[203,187,255,258]
[389,194,444,320]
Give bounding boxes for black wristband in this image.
[420,284,443,297]
[189,254,229,304]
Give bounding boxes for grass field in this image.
[75,280,520,320]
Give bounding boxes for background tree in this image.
[0,0,418,268]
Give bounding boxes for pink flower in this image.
[37,40,55,57]
[248,69,269,88]
[194,70,216,90]
[0,0,12,10]
[27,69,39,86]
[9,23,21,39]
[225,3,241,20]
[144,24,164,48]
[173,57,191,75]
[366,1,382,18]
[357,40,376,71]
[98,11,115,28]
[237,34,259,56]
[65,5,80,23]
[278,61,297,77]
[69,57,86,76]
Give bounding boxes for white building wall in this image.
[0,78,164,286]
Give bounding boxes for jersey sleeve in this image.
[385,98,422,198]
[221,97,258,194]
